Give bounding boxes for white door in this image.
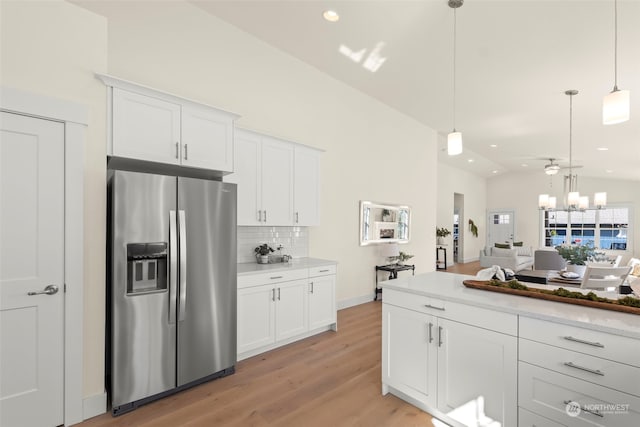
[308,275,336,330]
[261,136,294,226]
[237,284,276,354]
[437,318,517,426]
[226,129,262,225]
[275,280,307,341]
[294,146,320,226]
[181,105,233,172]
[487,210,515,247]
[1,112,65,427]
[112,87,181,165]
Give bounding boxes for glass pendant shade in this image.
[603,89,630,124]
[548,197,557,210]
[447,131,462,156]
[579,196,589,210]
[538,194,549,210]
[568,191,580,209]
[594,192,607,209]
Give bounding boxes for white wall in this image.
[487,172,639,262]
[2,0,438,400]
[0,0,108,400]
[437,159,487,263]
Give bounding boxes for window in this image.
[542,206,630,251]
[493,214,510,225]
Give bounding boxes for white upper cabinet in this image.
[261,136,294,226]
[294,145,321,226]
[227,128,321,226]
[112,88,181,165]
[99,74,238,173]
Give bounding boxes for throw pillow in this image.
[627,257,640,268]
[494,243,511,249]
[633,264,640,277]
[513,241,523,247]
[515,246,532,257]
[492,247,517,257]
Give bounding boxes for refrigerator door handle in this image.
[178,210,187,322]
[169,210,178,324]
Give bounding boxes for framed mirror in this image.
[359,200,411,246]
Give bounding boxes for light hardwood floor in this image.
[438,260,482,276]
[79,302,435,427]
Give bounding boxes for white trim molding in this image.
[337,294,375,310]
[1,87,88,426]
[83,391,107,421]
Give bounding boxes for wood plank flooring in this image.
[437,260,481,276]
[78,302,435,427]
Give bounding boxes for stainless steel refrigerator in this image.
[107,169,236,415]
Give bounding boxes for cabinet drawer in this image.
[520,317,640,367]
[520,339,640,397]
[519,407,567,427]
[519,362,640,427]
[309,264,336,277]
[382,289,517,335]
[238,268,308,288]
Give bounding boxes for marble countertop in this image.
[381,271,640,340]
[237,257,337,276]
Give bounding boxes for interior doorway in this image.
[487,210,515,247]
[454,193,464,263]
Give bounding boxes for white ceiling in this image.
[80,0,640,180]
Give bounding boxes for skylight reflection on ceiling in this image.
[338,41,388,73]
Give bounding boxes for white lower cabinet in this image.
[237,264,337,360]
[382,290,517,426]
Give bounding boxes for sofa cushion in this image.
[515,246,532,257]
[494,243,511,249]
[492,247,517,257]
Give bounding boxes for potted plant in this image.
[389,251,414,265]
[436,227,451,245]
[554,243,602,277]
[254,243,274,264]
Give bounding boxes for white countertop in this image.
[237,257,337,276]
[381,271,640,340]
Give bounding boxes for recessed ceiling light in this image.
[492,170,499,174]
[521,163,528,167]
[468,159,474,163]
[490,144,497,148]
[597,147,609,151]
[323,10,340,22]
[606,169,613,173]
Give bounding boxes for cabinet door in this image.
[437,318,517,427]
[237,284,275,354]
[308,275,336,330]
[181,105,234,172]
[112,88,181,164]
[294,146,320,226]
[261,136,294,226]
[226,129,262,225]
[275,279,307,341]
[382,304,437,406]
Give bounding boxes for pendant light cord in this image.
[569,93,573,177]
[613,0,618,90]
[452,8,457,131]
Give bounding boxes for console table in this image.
[374,264,415,301]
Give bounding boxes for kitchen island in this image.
[381,271,640,427]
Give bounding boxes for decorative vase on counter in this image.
[258,255,269,264]
[566,263,586,278]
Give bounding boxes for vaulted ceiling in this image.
[80,0,640,180]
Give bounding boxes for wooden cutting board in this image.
[462,280,640,315]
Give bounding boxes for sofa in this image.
[479,245,534,272]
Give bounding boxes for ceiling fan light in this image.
[447,131,463,155]
[603,89,630,124]
[545,165,560,175]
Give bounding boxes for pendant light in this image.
[447,0,463,156]
[565,90,582,210]
[603,0,630,124]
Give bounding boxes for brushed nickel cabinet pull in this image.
[424,304,445,311]
[438,326,443,347]
[428,322,433,343]
[184,143,188,160]
[564,362,604,376]
[563,400,603,418]
[564,336,604,348]
[270,276,283,280]
[175,142,179,159]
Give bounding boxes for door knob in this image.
[28,284,59,296]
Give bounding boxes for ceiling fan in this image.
[541,158,583,175]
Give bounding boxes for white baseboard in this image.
[461,256,479,263]
[337,293,376,310]
[83,391,107,421]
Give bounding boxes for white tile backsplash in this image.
[237,226,309,263]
